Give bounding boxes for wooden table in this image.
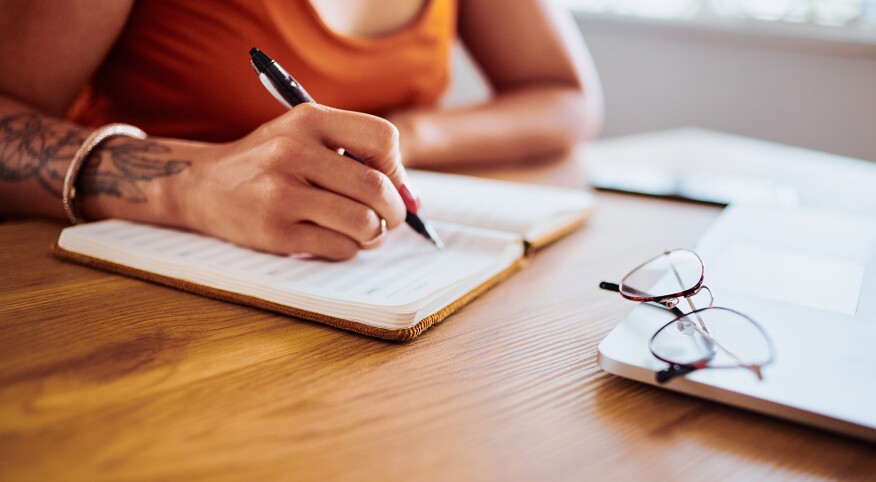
[2,130,874,480]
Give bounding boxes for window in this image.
[562,0,876,30]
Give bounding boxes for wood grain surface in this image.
[1,144,874,481]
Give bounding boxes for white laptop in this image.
[598,205,876,442]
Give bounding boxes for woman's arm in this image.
[0,0,138,219]
[0,97,408,260]
[0,1,409,260]
[388,0,603,168]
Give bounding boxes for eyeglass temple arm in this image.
[664,260,754,375]
[688,323,763,380]
[599,281,620,292]
[657,364,699,384]
[599,281,686,317]
[667,259,710,333]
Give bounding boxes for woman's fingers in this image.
[270,222,361,261]
[287,103,409,188]
[295,187,387,248]
[298,149,406,229]
[257,183,386,255]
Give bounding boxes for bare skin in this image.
[312,0,602,167]
[0,0,601,258]
[390,0,603,168]
[0,97,407,260]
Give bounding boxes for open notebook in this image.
[53,170,595,340]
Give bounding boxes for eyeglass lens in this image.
[620,249,703,300]
[650,307,773,371]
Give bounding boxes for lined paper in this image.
[56,172,593,328]
[59,220,522,322]
[409,170,595,238]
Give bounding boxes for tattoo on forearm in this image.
[0,112,191,201]
[80,134,192,202]
[0,112,84,197]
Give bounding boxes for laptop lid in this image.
[598,205,876,442]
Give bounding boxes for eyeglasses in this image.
[599,249,775,384]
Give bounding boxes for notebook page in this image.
[408,170,595,240]
[262,223,520,306]
[58,220,522,328]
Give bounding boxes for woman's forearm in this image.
[0,96,196,225]
[0,96,412,260]
[389,85,595,169]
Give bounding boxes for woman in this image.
[0,0,602,259]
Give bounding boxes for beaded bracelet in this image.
[62,123,147,224]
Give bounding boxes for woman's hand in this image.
[172,104,408,260]
[1,99,409,260]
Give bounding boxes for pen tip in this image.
[404,211,445,250]
[427,227,445,250]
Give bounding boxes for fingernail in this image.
[398,182,421,213]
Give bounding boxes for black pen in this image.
[249,47,444,249]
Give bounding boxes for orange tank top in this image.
[67,0,457,142]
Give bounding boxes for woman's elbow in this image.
[581,84,605,141]
[557,84,603,147]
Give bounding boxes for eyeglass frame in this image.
[600,249,775,384]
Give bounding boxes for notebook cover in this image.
[51,243,525,341]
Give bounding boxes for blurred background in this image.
[445,0,876,162]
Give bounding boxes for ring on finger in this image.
[359,218,387,249]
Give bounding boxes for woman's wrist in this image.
[76,135,205,229]
[63,123,147,224]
